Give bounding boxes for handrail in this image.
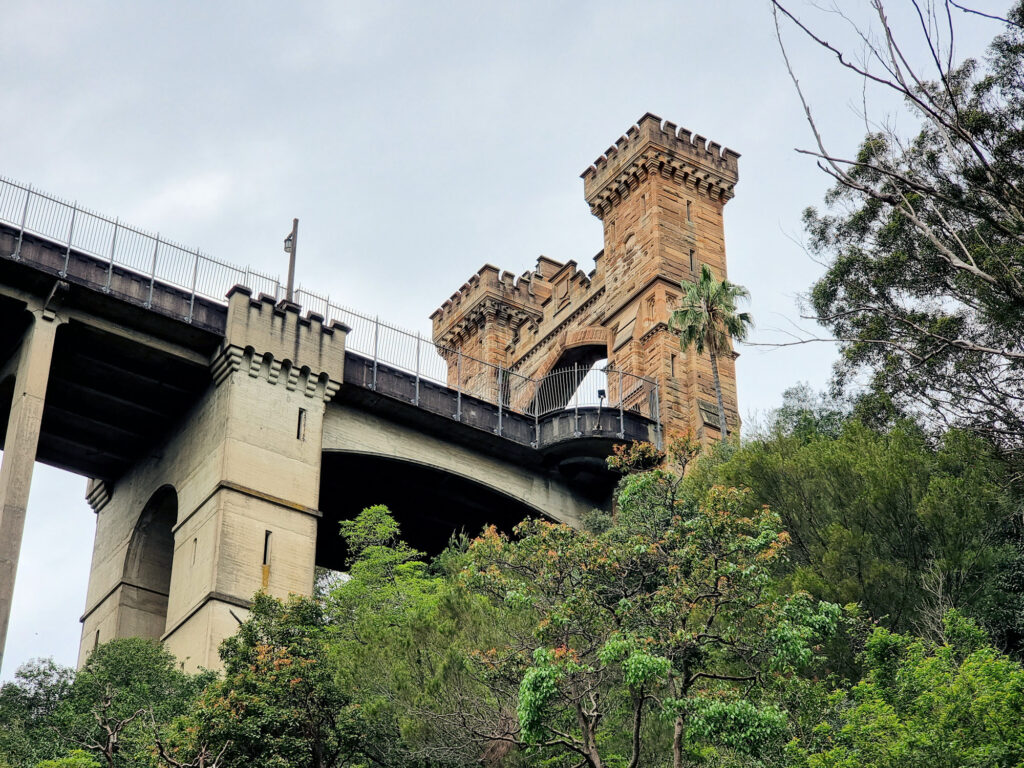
[0,175,662,445]
[0,176,282,321]
[293,286,663,442]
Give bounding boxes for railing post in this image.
[414,333,421,406]
[11,185,31,260]
[654,381,662,449]
[573,362,580,437]
[496,367,503,436]
[60,202,77,277]
[187,251,199,323]
[455,349,462,422]
[146,236,160,308]
[372,316,379,390]
[617,368,625,439]
[533,397,540,448]
[103,218,119,293]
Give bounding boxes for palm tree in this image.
[669,264,752,441]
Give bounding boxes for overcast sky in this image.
[0,1,1007,680]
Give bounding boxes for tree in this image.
[669,264,752,441]
[771,1,1024,457]
[185,593,364,768]
[690,391,1024,655]
[462,440,840,767]
[325,506,516,767]
[35,751,101,768]
[0,659,74,766]
[787,612,1024,767]
[55,638,210,768]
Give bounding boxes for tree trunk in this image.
[708,346,728,442]
[626,692,643,768]
[673,715,685,768]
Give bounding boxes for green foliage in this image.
[798,3,1024,456]
[670,264,753,358]
[694,394,1024,655]
[34,751,101,768]
[787,614,1024,768]
[325,506,518,766]
[5,420,1020,767]
[0,659,74,766]
[183,593,364,768]
[0,641,208,768]
[670,264,752,440]
[462,441,840,766]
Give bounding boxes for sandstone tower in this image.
[431,113,741,443]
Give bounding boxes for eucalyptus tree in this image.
[771,1,1024,456]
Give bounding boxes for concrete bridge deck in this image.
[0,212,659,671]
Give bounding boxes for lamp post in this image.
[283,218,298,303]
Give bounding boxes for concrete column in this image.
[0,308,63,671]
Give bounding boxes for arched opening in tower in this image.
[316,452,542,571]
[121,485,177,640]
[532,346,609,415]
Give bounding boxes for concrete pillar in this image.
[78,288,348,670]
[0,308,63,670]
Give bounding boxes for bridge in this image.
[0,176,660,671]
[0,113,741,671]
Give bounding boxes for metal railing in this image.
[0,176,281,322]
[0,175,662,444]
[294,286,663,444]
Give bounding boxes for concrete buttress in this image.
[78,289,346,670]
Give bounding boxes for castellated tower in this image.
[431,113,741,443]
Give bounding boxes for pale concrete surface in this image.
[0,306,64,671]
[79,288,345,670]
[322,402,595,528]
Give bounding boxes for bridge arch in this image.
[319,401,601,565]
[317,450,547,567]
[120,485,177,641]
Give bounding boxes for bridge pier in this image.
[0,305,65,671]
[79,289,347,670]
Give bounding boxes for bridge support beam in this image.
[78,288,347,670]
[0,307,64,670]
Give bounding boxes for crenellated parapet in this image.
[581,112,740,218]
[430,113,742,445]
[431,264,544,348]
[213,287,349,400]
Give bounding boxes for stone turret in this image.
[433,114,742,443]
[582,112,739,216]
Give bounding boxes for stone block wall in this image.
[431,113,742,442]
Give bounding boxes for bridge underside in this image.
[0,230,223,481]
[316,453,541,567]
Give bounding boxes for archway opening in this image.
[533,345,608,414]
[121,485,177,639]
[317,452,541,570]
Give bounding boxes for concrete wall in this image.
[79,289,346,670]
[322,402,596,528]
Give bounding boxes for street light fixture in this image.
[283,218,298,303]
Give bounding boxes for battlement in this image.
[581,113,740,214]
[430,264,545,323]
[222,286,349,388]
[430,254,603,349]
